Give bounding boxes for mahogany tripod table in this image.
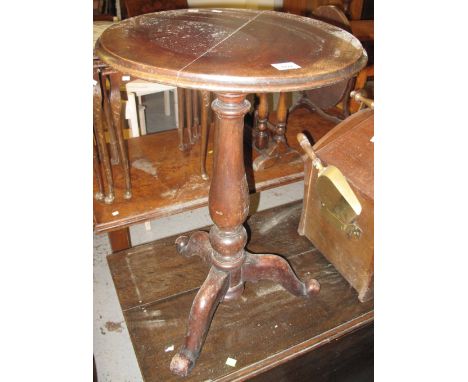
[95,8,366,377]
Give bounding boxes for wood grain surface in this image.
[107,201,373,381]
[95,9,367,93]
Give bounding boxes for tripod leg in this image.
[170,267,229,377]
[242,252,320,297]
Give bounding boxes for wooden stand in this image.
[170,93,320,377]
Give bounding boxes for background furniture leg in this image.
[108,227,131,252]
[185,89,194,144]
[93,140,104,201]
[137,95,147,135]
[101,72,121,165]
[109,72,132,199]
[173,89,179,129]
[255,93,269,150]
[125,92,140,137]
[163,90,171,116]
[252,91,301,171]
[200,90,210,180]
[192,89,200,139]
[177,88,187,151]
[93,70,115,204]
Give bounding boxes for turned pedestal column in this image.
[169,93,320,377]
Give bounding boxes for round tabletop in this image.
[95,8,367,93]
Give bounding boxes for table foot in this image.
[242,252,320,297]
[123,190,132,200]
[104,193,115,204]
[175,231,212,264]
[170,267,229,377]
[94,191,104,201]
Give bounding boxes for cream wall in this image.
[187,0,283,10]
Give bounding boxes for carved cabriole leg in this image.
[200,90,210,180]
[255,93,269,150]
[109,73,132,199]
[192,89,200,139]
[242,252,320,296]
[177,88,187,151]
[170,267,229,377]
[93,140,104,201]
[101,73,120,165]
[93,70,115,204]
[252,91,301,171]
[185,89,194,144]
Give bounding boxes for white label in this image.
[93,79,97,86]
[271,62,301,71]
[122,75,130,81]
[145,221,151,231]
[370,136,374,143]
[225,357,237,367]
[164,345,174,352]
[112,211,119,216]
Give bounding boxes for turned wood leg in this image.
[177,88,187,151]
[173,89,179,128]
[93,70,114,204]
[170,267,229,377]
[101,73,120,165]
[242,252,320,297]
[255,93,269,150]
[185,89,194,144]
[109,73,132,199]
[200,90,210,180]
[273,91,289,148]
[126,92,140,138]
[192,89,200,139]
[93,141,104,201]
[137,95,147,135]
[108,227,131,252]
[163,90,171,116]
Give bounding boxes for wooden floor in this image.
[107,201,374,381]
[94,108,337,233]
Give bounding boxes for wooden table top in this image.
[95,8,367,93]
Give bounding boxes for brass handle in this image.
[350,90,374,109]
[297,133,323,170]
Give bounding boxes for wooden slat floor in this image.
[94,108,337,233]
[107,201,374,381]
